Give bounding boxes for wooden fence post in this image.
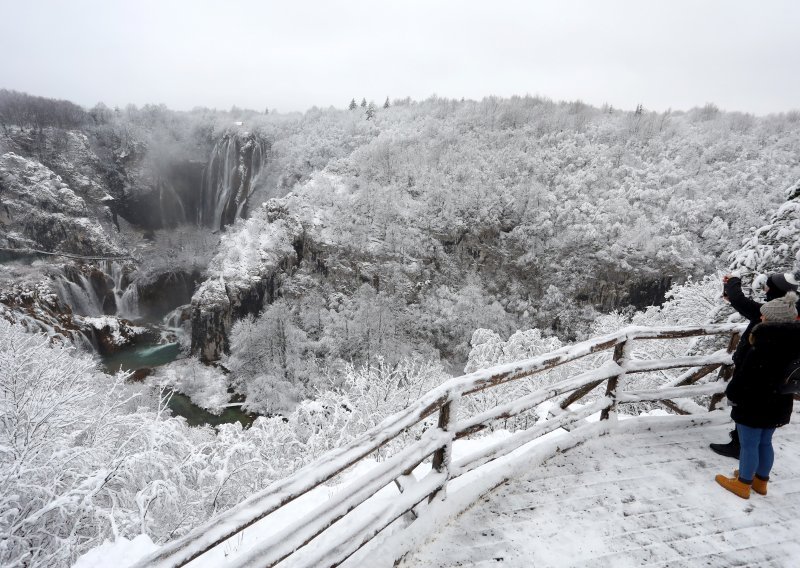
[600,340,627,421]
[708,331,740,411]
[429,401,453,502]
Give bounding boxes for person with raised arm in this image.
[715,291,800,498]
[710,271,800,459]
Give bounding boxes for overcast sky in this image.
[1,0,798,115]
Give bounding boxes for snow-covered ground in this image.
[74,406,800,568]
[403,411,800,567]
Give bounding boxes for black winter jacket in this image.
[723,277,763,366]
[726,321,800,429]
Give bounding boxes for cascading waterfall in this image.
[53,262,141,320]
[163,304,191,349]
[213,136,239,229]
[53,273,104,316]
[108,261,140,320]
[163,306,186,329]
[199,132,266,231]
[117,282,140,320]
[14,310,94,350]
[237,141,263,220]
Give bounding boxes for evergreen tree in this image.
[348,98,357,111]
[366,101,376,120]
[383,97,390,109]
[360,98,367,108]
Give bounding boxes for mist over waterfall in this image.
[156,176,189,227]
[199,132,267,231]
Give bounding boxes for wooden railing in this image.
[132,323,742,568]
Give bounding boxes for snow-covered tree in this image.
[226,300,313,414]
[365,101,376,120]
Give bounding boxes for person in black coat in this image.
[715,292,800,499]
[710,272,800,458]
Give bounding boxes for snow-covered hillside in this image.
[3,89,800,567]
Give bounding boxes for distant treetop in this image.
[0,89,88,129]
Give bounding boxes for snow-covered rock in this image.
[190,203,303,361]
[0,272,85,346]
[0,152,124,256]
[80,315,150,353]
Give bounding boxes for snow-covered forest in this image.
[2,87,800,567]
[199,96,800,412]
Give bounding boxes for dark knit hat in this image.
[761,291,798,322]
[769,272,800,293]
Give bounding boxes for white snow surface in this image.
[73,535,158,568]
[402,411,800,568]
[73,406,800,568]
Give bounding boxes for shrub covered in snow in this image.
[151,358,230,414]
[0,317,450,567]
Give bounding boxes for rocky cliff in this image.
[0,118,273,355]
[191,203,303,361]
[0,152,124,256]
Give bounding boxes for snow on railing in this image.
[131,323,743,568]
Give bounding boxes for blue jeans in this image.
[737,423,776,482]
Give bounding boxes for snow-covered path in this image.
[403,414,800,567]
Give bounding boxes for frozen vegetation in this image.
[2,88,800,566]
[196,100,800,413]
[0,256,788,567]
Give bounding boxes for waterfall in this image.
[118,283,140,320]
[237,141,263,220]
[53,274,104,316]
[199,133,266,231]
[213,136,239,230]
[158,177,188,227]
[53,263,141,320]
[163,306,186,329]
[163,305,191,350]
[109,262,140,320]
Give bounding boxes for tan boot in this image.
[715,473,751,499]
[734,470,768,495]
